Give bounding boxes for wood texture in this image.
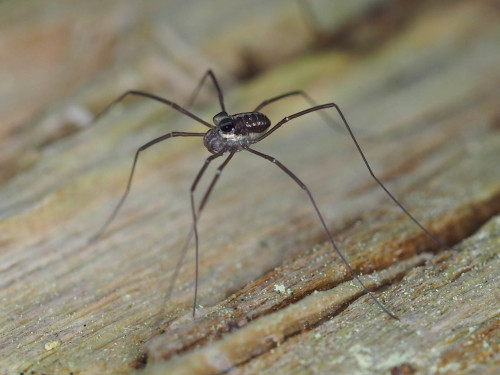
[0,1,499,374]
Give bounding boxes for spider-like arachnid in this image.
[89,70,451,320]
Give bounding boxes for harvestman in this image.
[89,69,452,320]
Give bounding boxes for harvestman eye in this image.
[88,69,453,321]
[221,123,234,133]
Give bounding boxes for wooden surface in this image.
[0,1,499,374]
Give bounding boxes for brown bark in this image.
[0,1,499,374]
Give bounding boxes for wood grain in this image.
[0,1,499,374]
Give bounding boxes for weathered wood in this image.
[0,1,499,374]
[144,213,500,374]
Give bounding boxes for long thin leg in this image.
[158,151,235,322]
[89,132,205,243]
[253,90,343,132]
[157,151,223,323]
[185,69,226,113]
[258,103,453,252]
[246,147,398,319]
[92,90,213,128]
[197,151,236,212]
[191,151,235,316]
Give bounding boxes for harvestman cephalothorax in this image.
[89,69,452,321]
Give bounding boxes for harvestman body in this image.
[90,70,452,321]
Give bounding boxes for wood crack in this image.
[141,185,500,371]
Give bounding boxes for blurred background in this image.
[1,0,499,374]
[3,0,488,183]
